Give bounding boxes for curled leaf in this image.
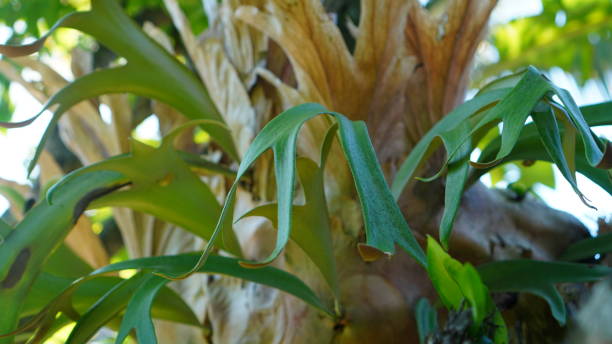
[166,103,425,281]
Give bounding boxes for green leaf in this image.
[439,123,471,248]
[426,237,507,341]
[0,219,11,242]
[42,244,93,279]
[0,185,25,216]
[475,101,612,195]
[0,170,127,336]
[391,88,509,199]
[0,133,243,338]
[173,103,425,280]
[469,68,553,168]
[489,161,556,190]
[18,272,199,344]
[488,165,506,186]
[0,0,237,174]
[22,241,101,320]
[0,1,75,38]
[551,87,605,169]
[391,88,509,250]
[115,274,168,344]
[426,236,464,309]
[92,253,332,316]
[580,101,612,126]
[23,273,114,317]
[332,114,425,265]
[516,161,556,189]
[67,273,154,344]
[50,137,242,256]
[177,151,237,177]
[492,311,509,344]
[450,263,490,327]
[393,67,610,249]
[427,237,488,326]
[240,155,339,295]
[532,107,587,202]
[561,232,612,262]
[414,298,438,344]
[478,260,611,324]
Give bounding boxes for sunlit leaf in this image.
[427,237,488,326]
[426,237,507,341]
[516,161,556,189]
[427,237,464,309]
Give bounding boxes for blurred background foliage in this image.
[477,0,612,91]
[0,0,208,38]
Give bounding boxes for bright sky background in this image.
[0,0,610,234]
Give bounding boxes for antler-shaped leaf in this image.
[239,125,339,295]
[168,103,426,281]
[475,101,612,194]
[392,67,610,248]
[0,126,239,339]
[6,250,331,344]
[48,125,242,256]
[0,170,127,339]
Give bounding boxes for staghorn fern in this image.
[0,1,611,343]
